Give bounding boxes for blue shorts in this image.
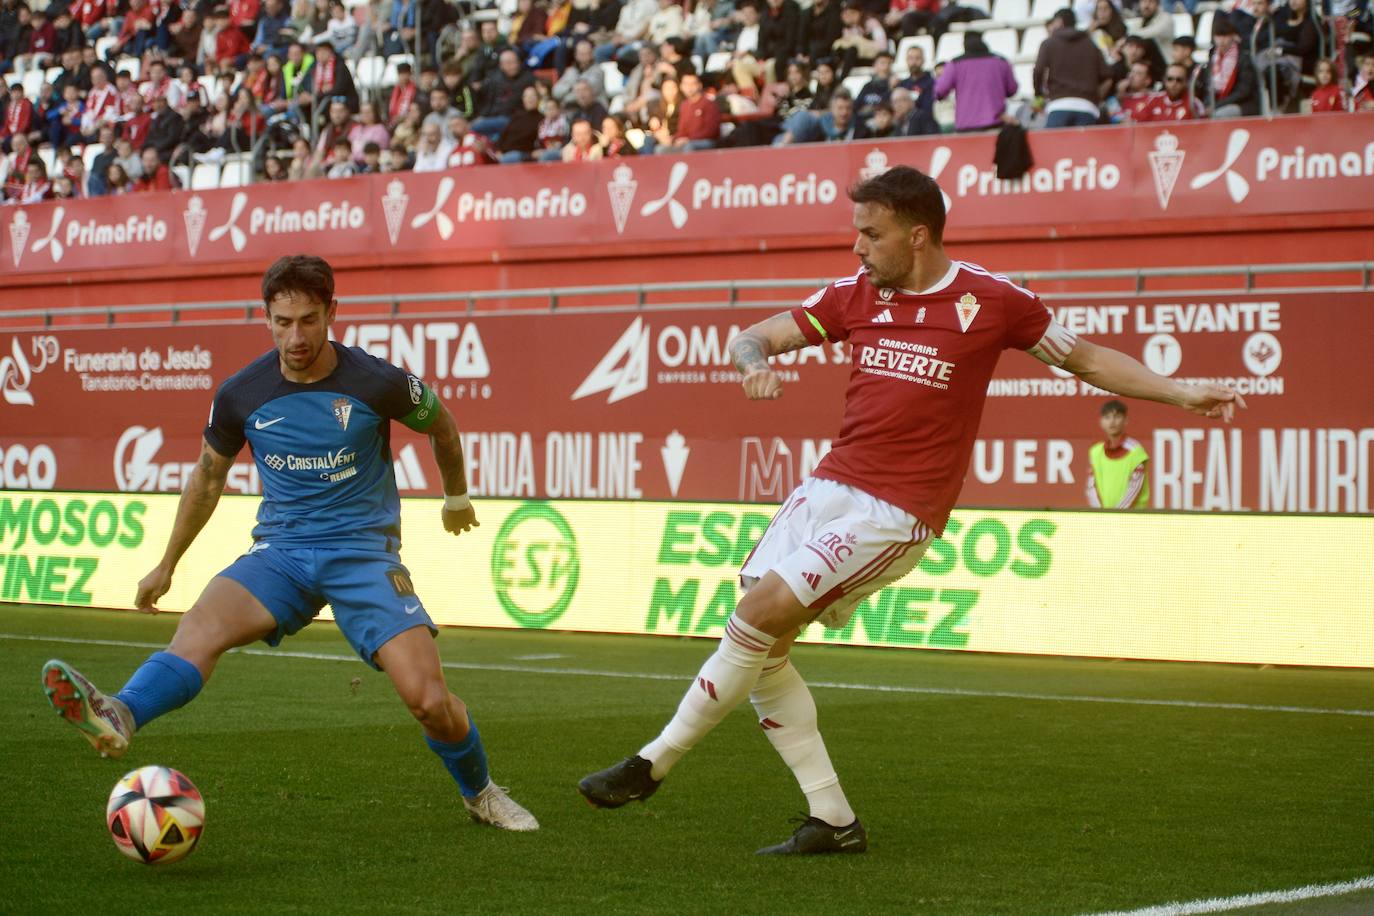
[218,544,438,669]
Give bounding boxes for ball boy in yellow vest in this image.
[1086,400,1149,508]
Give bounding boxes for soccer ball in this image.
[106,766,205,865]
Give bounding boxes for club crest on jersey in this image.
[332,397,352,431]
[955,293,981,333]
[878,287,895,301]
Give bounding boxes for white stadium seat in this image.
[1018,25,1048,62]
[1013,61,1037,98]
[21,68,44,98]
[704,51,733,73]
[190,163,221,189]
[172,164,192,189]
[893,35,934,76]
[600,60,625,95]
[81,143,105,172]
[37,146,55,176]
[1031,0,1060,23]
[1195,10,1214,47]
[935,31,967,63]
[381,53,414,89]
[219,157,251,187]
[1173,12,1194,36]
[983,27,1019,59]
[115,56,140,80]
[355,55,385,91]
[841,73,870,99]
[990,0,1029,23]
[95,35,119,59]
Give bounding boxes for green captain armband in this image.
[803,310,828,340]
[399,376,440,432]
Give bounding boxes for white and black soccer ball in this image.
[106,765,205,865]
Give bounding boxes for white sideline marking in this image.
[1088,874,1374,915]
[6,632,1374,719]
[512,653,568,661]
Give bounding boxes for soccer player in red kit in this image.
[578,166,1245,854]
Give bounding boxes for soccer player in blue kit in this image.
[41,255,538,832]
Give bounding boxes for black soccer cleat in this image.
[578,755,662,809]
[756,816,868,856]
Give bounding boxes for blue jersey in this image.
[204,342,440,551]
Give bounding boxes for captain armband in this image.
[1026,318,1079,368]
[399,375,441,432]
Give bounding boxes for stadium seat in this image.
[1173,12,1194,36]
[1018,25,1048,62]
[115,56,140,80]
[1195,9,1214,47]
[935,31,968,63]
[381,53,414,88]
[95,35,118,59]
[44,65,64,86]
[37,146,55,176]
[691,54,704,73]
[1013,61,1037,98]
[1123,16,1141,32]
[355,55,386,91]
[600,60,625,95]
[990,0,1031,24]
[894,35,936,76]
[21,68,44,98]
[983,27,1019,59]
[1030,0,1060,23]
[172,164,191,189]
[81,143,105,172]
[220,157,251,187]
[190,163,221,189]
[841,73,870,99]
[704,51,732,73]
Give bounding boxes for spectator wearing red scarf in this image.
[114,0,159,58]
[2,84,39,152]
[82,67,123,137]
[122,93,153,148]
[3,134,35,198]
[388,62,417,128]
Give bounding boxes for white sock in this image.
[639,614,776,781]
[750,657,856,828]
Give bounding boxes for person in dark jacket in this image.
[496,84,543,161]
[800,0,841,62]
[758,0,801,67]
[1032,7,1112,127]
[472,48,536,138]
[1200,15,1258,116]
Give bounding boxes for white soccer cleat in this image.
[462,783,540,832]
[41,659,134,759]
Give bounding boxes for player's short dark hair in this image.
[848,165,946,245]
[1100,399,1127,417]
[262,255,335,311]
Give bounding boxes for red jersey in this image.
[1135,92,1204,122]
[1309,84,1346,112]
[791,261,1074,531]
[1117,90,1159,120]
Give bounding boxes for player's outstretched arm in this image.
[728,312,811,400]
[1061,338,1247,420]
[428,404,478,536]
[134,438,234,612]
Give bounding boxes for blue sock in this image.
[114,651,204,730]
[425,720,490,799]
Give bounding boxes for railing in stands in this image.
[3,261,1371,330]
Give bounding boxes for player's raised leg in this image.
[375,626,538,832]
[42,576,276,759]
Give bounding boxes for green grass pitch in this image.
[2,603,1371,915]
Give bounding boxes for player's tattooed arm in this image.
[729,312,809,401]
[135,439,233,610]
[428,405,480,535]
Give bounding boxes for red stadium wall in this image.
[2,114,1372,310]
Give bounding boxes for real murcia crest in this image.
[183,195,207,256]
[955,292,980,332]
[8,211,29,267]
[859,148,890,180]
[382,179,410,245]
[332,397,352,431]
[1147,131,1185,210]
[607,164,637,235]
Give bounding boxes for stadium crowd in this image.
[0,0,1370,198]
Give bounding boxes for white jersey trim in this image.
[955,260,1036,299]
[896,261,961,296]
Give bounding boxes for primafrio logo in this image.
[407,176,451,241]
[1189,128,1251,204]
[205,191,367,253]
[636,161,841,232]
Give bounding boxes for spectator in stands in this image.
[112,135,142,178]
[1112,34,1166,87]
[104,160,133,194]
[167,9,202,62]
[469,18,511,85]
[390,101,423,150]
[655,70,719,152]
[325,137,355,176]
[497,84,542,161]
[438,26,479,83]
[11,156,50,202]
[66,156,94,196]
[1273,0,1320,100]
[773,85,868,142]
[595,0,657,66]
[759,0,802,77]
[263,153,288,178]
[356,141,381,172]
[215,7,253,69]
[472,48,535,139]
[447,112,494,166]
[52,8,84,54]
[561,115,601,160]
[648,0,686,49]
[47,84,84,149]
[411,121,450,170]
[111,0,153,59]
[437,63,477,117]
[52,48,88,98]
[21,8,56,69]
[890,84,939,133]
[865,101,895,135]
[566,77,610,123]
[1308,58,1347,111]
[231,0,262,39]
[1354,52,1374,110]
[810,56,838,108]
[148,93,186,160]
[1200,16,1258,117]
[316,0,359,56]
[1169,34,1197,77]
[927,0,990,44]
[1134,61,1203,118]
[800,0,842,62]
[622,43,662,122]
[693,0,740,58]
[133,145,177,190]
[723,54,814,144]
[855,49,894,113]
[1112,61,1157,119]
[888,0,939,40]
[424,85,462,137]
[254,0,294,57]
[286,134,312,176]
[935,31,1017,131]
[383,146,409,170]
[348,101,388,161]
[598,113,637,157]
[280,41,314,104]
[510,0,551,57]
[833,0,886,76]
[300,40,358,114]
[658,36,696,78]
[1034,7,1111,127]
[88,126,117,193]
[74,0,122,44]
[173,93,211,163]
[1,130,31,195]
[124,92,154,148]
[387,61,418,128]
[1,84,33,153]
[642,74,680,150]
[1088,0,1126,56]
[382,0,418,56]
[1133,0,1173,59]
[313,97,354,163]
[554,38,607,105]
[535,93,570,159]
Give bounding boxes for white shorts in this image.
[739,476,935,630]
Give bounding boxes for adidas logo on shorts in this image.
[801,571,822,590]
